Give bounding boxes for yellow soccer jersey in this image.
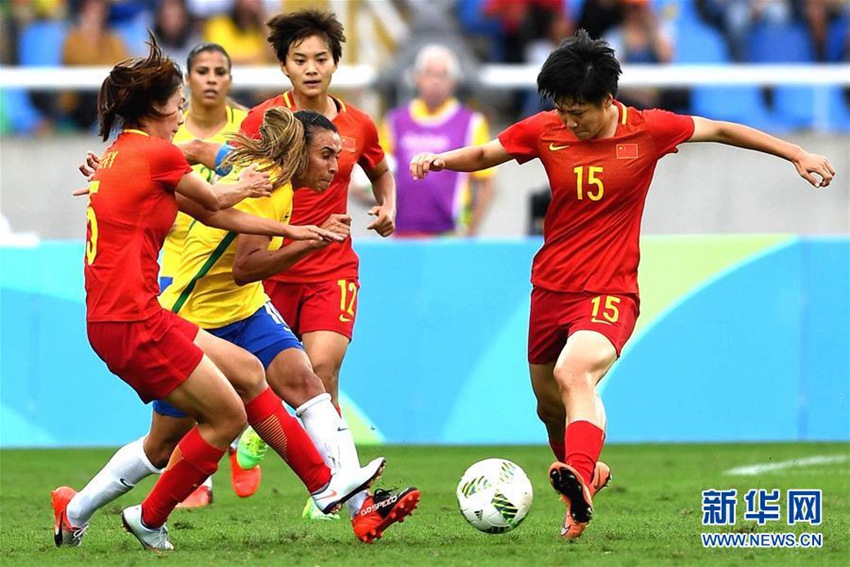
[159,179,293,328]
[160,105,248,282]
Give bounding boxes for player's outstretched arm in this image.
[687,116,836,188]
[364,159,397,237]
[176,165,272,212]
[176,195,343,242]
[410,139,511,180]
[232,214,351,286]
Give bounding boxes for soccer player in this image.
[381,44,494,237]
[186,9,408,535]
[166,41,254,508]
[53,37,384,551]
[410,30,836,541]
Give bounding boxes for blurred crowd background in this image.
[1,0,849,136]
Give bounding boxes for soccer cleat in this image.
[121,505,174,551]
[175,484,212,508]
[236,426,268,470]
[549,462,594,541]
[558,461,612,539]
[229,447,262,498]
[311,457,386,515]
[352,487,421,543]
[302,496,341,521]
[52,486,87,547]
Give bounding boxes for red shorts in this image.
[87,309,203,403]
[528,288,639,364]
[264,278,360,340]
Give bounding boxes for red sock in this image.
[548,434,566,463]
[564,420,605,486]
[141,427,223,528]
[245,387,331,493]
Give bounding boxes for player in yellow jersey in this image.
[148,42,254,508]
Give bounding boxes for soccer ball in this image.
[456,458,533,534]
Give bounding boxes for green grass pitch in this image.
[1,443,848,565]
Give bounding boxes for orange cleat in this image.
[229,447,261,498]
[176,484,212,508]
[352,487,420,543]
[557,461,611,540]
[549,462,599,541]
[52,486,87,547]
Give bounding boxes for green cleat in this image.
[302,496,341,521]
[236,427,268,470]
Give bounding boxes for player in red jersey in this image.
[186,10,414,541]
[59,37,384,551]
[410,30,835,541]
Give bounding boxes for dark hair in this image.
[537,29,621,105]
[97,32,183,141]
[294,109,338,143]
[186,42,232,72]
[266,9,345,64]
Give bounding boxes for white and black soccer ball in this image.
[456,458,533,534]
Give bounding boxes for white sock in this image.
[295,393,342,473]
[66,436,162,527]
[337,414,368,516]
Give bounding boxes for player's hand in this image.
[409,153,446,180]
[792,151,835,188]
[321,213,352,238]
[238,165,272,198]
[285,224,346,243]
[72,151,101,196]
[366,204,395,237]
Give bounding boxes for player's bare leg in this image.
[534,330,616,540]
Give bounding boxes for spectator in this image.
[202,0,273,65]
[381,45,495,237]
[60,0,129,129]
[603,0,673,109]
[523,8,573,115]
[697,0,795,62]
[153,0,201,66]
[577,0,625,39]
[803,0,849,61]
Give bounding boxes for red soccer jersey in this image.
[84,130,192,321]
[499,102,694,294]
[239,91,385,282]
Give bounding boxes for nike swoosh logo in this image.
[339,314,352,323]
[119,478,133,488]
[314,489,338,502]
[549,143,569,151]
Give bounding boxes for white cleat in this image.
[121,505,174,551]
[311,457,386,515]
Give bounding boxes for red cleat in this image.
[176,484,212,508]
[229,447,261,498]
[52,486,86,547]
[352,487,420,543]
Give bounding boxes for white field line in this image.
[724,455,849,476]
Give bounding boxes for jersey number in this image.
[590,295,620,324]
[85,181,100,265]
[573,166,604,201]
[337,279,358,322]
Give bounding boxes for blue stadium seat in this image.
[1,89,45,134]
[673,20,730,63]
[826,13,849,62]
[746,22,814,63]
[18,20,67,66]
[772,86,850,132]
[691,86,777,131]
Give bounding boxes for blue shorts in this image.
[153,302,303,418]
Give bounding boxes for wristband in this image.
[214,142,234,176]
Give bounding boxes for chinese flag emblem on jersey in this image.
[616,143,638,159]
[341,136,357,153]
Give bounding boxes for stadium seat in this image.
[826,13,849,62]
[18,20,67,66]
[673,20,730,63]
[0,89,45,134]
[691,86,777,132]
[746,22,814,63]
[772,86,850,132]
